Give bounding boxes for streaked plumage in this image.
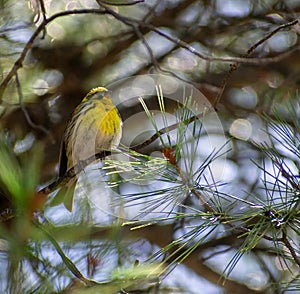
[53,87,122,211]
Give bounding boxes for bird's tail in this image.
[50,177,77,212]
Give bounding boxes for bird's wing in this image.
[58,140,68,177]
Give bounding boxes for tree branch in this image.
[282,231,300,268]
[0,9,108,101]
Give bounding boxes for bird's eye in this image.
[92,90,110,100]
[103,90,112,97]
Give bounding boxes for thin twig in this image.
[39,112,200,194]
[98,0,144,5]
[0,9,107,101]
[276,160,300,191]
[132,22,200,91]
[138,20,299,65]
[1,7,298,102]
[97,4,299,108]
[37,0,47,39]
[213,19,299,106]
[103,3,294,65]
[38,0,47,18]
[15,72,49,135]
[36,216,100,285]
[131,115,199,151]
[282,231,300,267]
[39,150,110,194]
[38,112,200,194]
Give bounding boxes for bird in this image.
[52,87,122,211]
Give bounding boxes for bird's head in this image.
[82,87,111,102]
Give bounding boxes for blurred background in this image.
[0,0,300,293]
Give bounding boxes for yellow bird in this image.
[52,87,122,211]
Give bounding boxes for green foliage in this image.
[0,136,42,209]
